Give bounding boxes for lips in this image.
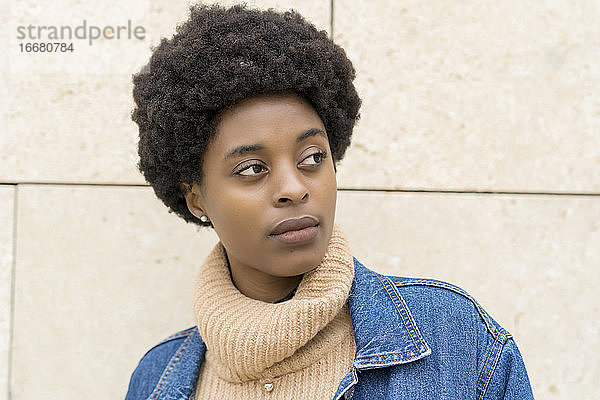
[268,216,320,246]
[269,216,319,236]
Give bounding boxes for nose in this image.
[272,165,309,207]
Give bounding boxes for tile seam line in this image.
[0,182,598,196]
[7,185,17,400]
[340,188,600,196]
[329,0,334,38]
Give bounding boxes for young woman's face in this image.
[186,94,338,279]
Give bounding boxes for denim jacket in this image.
[125,258,534,399]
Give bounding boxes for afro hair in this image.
[131,4,361,227]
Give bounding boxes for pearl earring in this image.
[200,215,209,223]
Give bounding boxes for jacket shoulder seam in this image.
[476,332,510,399]
[140,326,196,359]
[156,326,197,345]
[148,332,195,399]
[391,278,511,340]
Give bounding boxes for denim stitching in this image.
[157,327,196,345]
[137,328,195,363]
[477,332,507,400]
[355,359,407,367]
[475,335,498,397]
[150,337,191,399]
[355,351,421,365]
[385,277,428,350]
[149,334,193,400]
[355,349,420,361]
[187,388,195,400]
[393,279,510,339]
[395,280,494,333]
[484,335,507,398]
[375,274,421,351]
[393,277,513,398]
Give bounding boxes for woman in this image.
[125,4,533,399]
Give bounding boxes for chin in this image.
[275,252,326,277]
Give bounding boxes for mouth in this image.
[268,216,320,245]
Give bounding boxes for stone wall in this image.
[1,1,598,398]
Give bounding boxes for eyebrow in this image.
[296,128,326,143]
[223,128,327,161]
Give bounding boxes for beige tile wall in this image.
[333,1,600,193]
[2,0,598,399]
[12,185,217,399]
[0,187,14,400]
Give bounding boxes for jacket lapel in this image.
[348,258,431,369]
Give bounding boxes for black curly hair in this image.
[131,4,361,227]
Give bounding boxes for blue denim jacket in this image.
[125,258,534,399]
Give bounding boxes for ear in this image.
[179,182,207,220]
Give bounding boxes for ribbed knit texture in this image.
[193,225,356,399]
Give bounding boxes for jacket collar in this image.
[348,257,431,369]
[147,258,430,400]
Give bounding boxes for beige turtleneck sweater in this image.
[192,225,356,399]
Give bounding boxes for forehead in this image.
[212,94,326,148]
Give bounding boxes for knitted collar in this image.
[192,224,355,383]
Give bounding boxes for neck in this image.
[227,257,304,302]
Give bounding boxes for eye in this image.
[236,163,267,176]
[299,150,328,167]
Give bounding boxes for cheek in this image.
[322,168,338,204]
[209,200,254,252]
[205,182,263,230]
